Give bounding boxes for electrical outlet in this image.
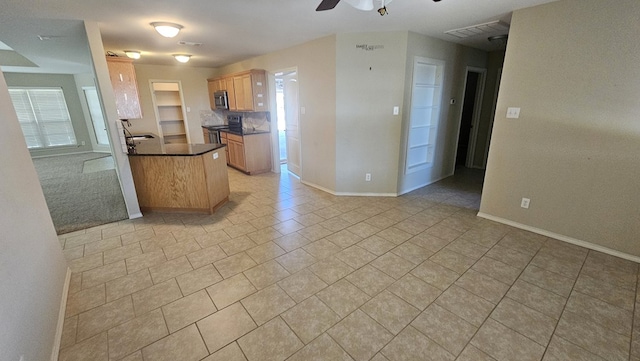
[213,152,219,159]
[506,107,521,119]
[521,197,530,209]
[81,141,86,146]
[365,173,371,182]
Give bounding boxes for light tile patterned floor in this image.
[57,166,640,361]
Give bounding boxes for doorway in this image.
[83,86,111,152]
[274,69,301,177]
[455,67,486,169]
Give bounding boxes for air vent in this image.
[178,41,203,46]
[444,20,509,39]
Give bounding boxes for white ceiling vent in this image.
[178,41,203,46]
[444,20,509,39]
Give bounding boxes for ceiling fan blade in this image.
[316,0,341,11]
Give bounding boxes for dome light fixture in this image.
[173,54,191,63]
[124,50,141,59]
[150,22,183,38]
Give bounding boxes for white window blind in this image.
[8,88,77,149]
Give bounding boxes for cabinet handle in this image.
[119,74,123,82]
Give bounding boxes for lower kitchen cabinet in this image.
[221,131,271,174]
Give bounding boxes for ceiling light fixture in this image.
[150,22,183,38]
[124,50,141,59]
[488,34,508,47]
[173,54,191,63]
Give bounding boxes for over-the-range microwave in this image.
[213,90,228,110]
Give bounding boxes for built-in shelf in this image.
[151,80,189,145]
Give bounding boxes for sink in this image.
[128,134,155,140]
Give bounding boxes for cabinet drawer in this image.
[227,133,243,143]
[220,131,228,139]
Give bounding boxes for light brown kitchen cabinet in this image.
[207,69,268,112]
[221,131,271,174]
[106,56,143,119]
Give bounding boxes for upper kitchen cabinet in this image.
[207,69,268,112]
[106,56,143,119]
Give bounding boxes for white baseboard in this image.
[51,267,71,361]
[398,172,453,196]
[300,180,397,197]
[477,212,640,264]
[129,212,143,220]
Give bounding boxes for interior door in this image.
[83,87,111,152]
[283,72,301,176]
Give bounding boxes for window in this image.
[8,88,77,149]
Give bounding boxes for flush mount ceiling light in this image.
[488,34,508,47]
[173,54,191,63]
[124,50,141,59]
[150,22,183,38]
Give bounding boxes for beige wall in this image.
[217,36,337,191]
[480,0,640,257]
[129,64,218,143]
[398,32,488,194]
[4,72,94,157]
[335,32,408,195]
[0,70,69,361]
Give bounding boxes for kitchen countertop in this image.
[127,138,226,156]
[219,129,270,136]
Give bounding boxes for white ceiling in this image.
[0,0,557,73]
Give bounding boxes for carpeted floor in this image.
[32,152,128,235]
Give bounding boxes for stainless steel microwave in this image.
[213,90,228,110]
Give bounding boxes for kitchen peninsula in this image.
[127,140,229,214]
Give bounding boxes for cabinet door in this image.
[225,77,237,110]
[207,80,218,110]
[233,141,246,170]
[106,57,143,119]
[251,70,268,112]
[242,74,254,111]
[233,76,245,111]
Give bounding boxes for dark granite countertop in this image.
[127,138,226,157]
[219,129,270,136]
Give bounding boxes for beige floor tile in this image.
[141,324,208,361]
[381,325,455,361]
[394,218,430,235]
[429,249,476,274]
[58,332,108,361]
[537,239,588,265]
[247,227,284,244]
[361,290,420,335]
[171,226,206,241]
[106,269,153,302]
[276,248,317,273]
[328,309,394,361]
[277,269,328,303]
[319,217,352,232]
[345,264,394,297]
[60,316,78,349]
[197,302,257,353]
[370,252,415,280]
[287,333,353,361]
[238,316,303,361]
[214,252,258,279]
[391,242,434,265]
[304,238,342,260]
[347,222,382,239]
[102,224,136,239]
[246,241,286,264]
[454,269,510,304]
[83,236,121,256]
[69,252,103,273]
[309,257,355,284]
[64,232,103,249]
[81,260,127,289]
[107,308,168,360]
[298,224,334,242]
[175,264,222,295]
[162,290,216,333]
[76,296,135,342]
[471,318,545,361]
[410,260,460,290]
[485,244,532,270]
[336,245,376,269]
[241,284,296,325]
[206,273,257,309]
[424,223,462,242]
[186,244,226,269]
[203,342,247,361]
[148,256,193,284]
[387,273,441,311]
[581,258,638,291]
[497,231,546,256]
[244,260,291,289]
[574,273,635,311]
[456,344,497,361]
[125,250,167,274]
[409,232,451,253]
[377,227,413,245]
[195,229,231,248]
[120,228,156,245]
[530,252,582,279]
[412,303,477,356]
[248,214,280,230]
[445,238,489,260]
[357,235,396,256]
[103,243,143,265]
[162,239,201,260]
[274,232,313,252]
[543,335,606,361]
[316,279,370,318]
[490,298,556,346]
[471,256,521,285]
[370,353,390,361]
[435,285,494,327]
[520,264,575,297]
[281,296,341,343]
[132,278,182,316]
[68,272,82,295]
[273,219,305,235]
[120,350,144,361]
[66,284,106,317]
[506,279,567,320]
[364,215,398,230]
[586,251,639,274]
[220,236,258,256]
[325,229,363,249]
[565,291,633,336]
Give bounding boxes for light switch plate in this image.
[301,107,306,115]
[393,106,399,115]
[506,107,521,119]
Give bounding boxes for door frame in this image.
[81,86,111,153]
[482,67,502,168]
[454,66,487,169]
[270,67,301,176]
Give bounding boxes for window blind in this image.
[8,88,77,149]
